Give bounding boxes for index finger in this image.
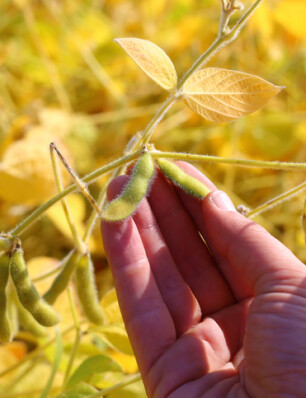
[101,180,177,376]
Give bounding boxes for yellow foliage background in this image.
[0,0,305,396]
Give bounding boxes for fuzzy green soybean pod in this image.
[0,253,12,342]
[157,159,211,199]
[43,251,79,305]
[17,302,48,338]
[10,245,60,327]
[75,253,104,325]
[102,152,155,222]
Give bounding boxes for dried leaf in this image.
[183,68,283,123]
[115,38,177,90]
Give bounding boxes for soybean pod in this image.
[0,253,12,342]
[43,251,79,305]
[10,245,60,327]
[16,299,48,338]
[75,253,104,325]
[157,159,211,198]
[102,152,155,222]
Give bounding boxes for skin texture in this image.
[101,162,306,398]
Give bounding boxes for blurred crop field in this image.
[0,0,305,396]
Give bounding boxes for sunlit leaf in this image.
[95,324,133,355]
[46,194,86,244]
[100,288,123,324]
[115,38,177,90]
[183,68,283,123]
[107,351,138,374]
[0,130,71,205]
[106,378,146,398]
[66,354,122,390]
[56,382,98,398]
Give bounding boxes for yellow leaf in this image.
[0,130,71,205]
[96,324,133,355]
[115,38,177,90]
[46,194,86,244]
[183,68,283,123]
[107,350,138,374]
[100,288,123,325]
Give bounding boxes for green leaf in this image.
[66,354,122,390]
[56,382,98,398]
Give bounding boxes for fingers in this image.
[147,300,248,397]
[105,175,202,334]
[101,195,176,375]
[148,169,235,315]
[132,196,202,335]
[201,190,306,296]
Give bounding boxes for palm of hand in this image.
[101,163,306,398]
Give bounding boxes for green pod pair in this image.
[75,253,104,325]
[0,253,12,342]
[157,159,211,198]
[102,152,155,222]
[10,246,60,327]
[43,251,79,305]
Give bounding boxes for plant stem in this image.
[82,180,109,244]
[62,288,82,391]
[32,251,75,283]
[248,180,306,218]
[39,329,62,398]
[50,144,86,254]
[22,4,72,112]
[90,373,142,398]
[141,93,176,145]
[232,0,264,35]
[152,151,306,171]
[140,0,265,146]
[0,320,87,380]
[9,151,141,237]
[42,0,124,103]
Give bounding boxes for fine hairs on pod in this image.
[10,245,60,327]
[75,252,104,325]
[102,152,155,222]
[157,159,211,199]
[0,253,12,342]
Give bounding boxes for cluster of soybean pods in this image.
[0,153,211,341]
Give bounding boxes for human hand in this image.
[101,162,306,398]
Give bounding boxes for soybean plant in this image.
[0,1,305,397]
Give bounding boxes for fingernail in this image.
[209,190,236,211]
